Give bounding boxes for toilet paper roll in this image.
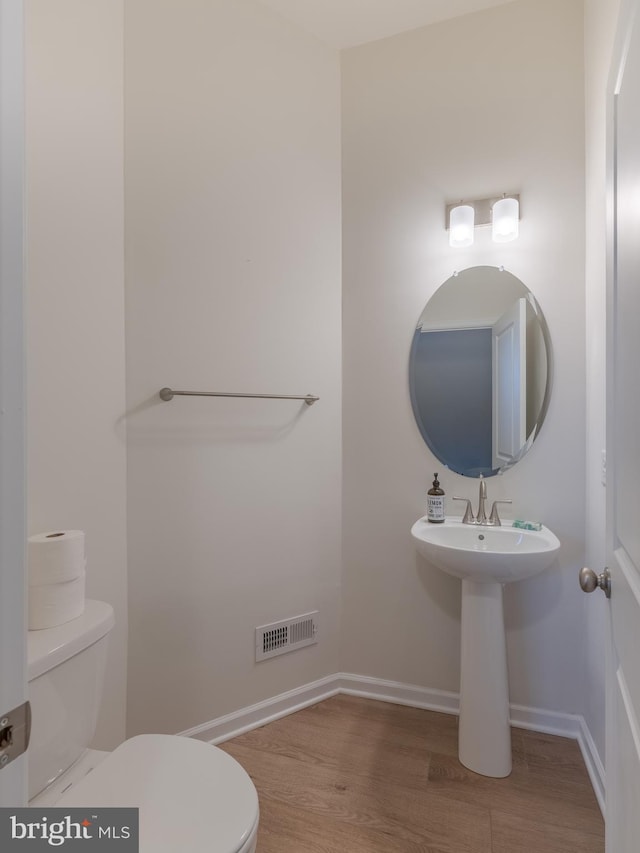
[28,530,85,586]
[28,573,86,630]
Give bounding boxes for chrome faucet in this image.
[453,475,512,526]
[477,476,488,524]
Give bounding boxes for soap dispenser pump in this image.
[427,473,445,523]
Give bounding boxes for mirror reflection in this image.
[409,266,551,477]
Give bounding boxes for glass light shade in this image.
[492,197,519,242]
[449,204,475,247]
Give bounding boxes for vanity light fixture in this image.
[492,195,519,242]
[446,194,520,246]
[448,204,475,247]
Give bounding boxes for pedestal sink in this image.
[411,517,560,778]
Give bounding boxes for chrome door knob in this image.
[579,566,611,599]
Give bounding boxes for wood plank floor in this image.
[219,694,604,853]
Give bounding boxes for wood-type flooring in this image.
[219,694,604,853]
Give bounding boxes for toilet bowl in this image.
[28,600,259,853]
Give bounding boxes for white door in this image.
[491,297,526,470]
[0,0,27,807]
[604,0,640,848]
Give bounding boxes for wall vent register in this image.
[255,611,318,661]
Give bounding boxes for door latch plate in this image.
[0,701,31,770]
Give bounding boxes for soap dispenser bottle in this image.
[427,473,445,523]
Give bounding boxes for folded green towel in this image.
[512,519,542,531]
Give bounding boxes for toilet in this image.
[27,599,259,853]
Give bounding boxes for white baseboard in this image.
[178,673,459,744]
[509,702,583,737]
[178,672,605,814]
[179,674,341,745]
[334,673,460,715]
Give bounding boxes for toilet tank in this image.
[27,600,114,800]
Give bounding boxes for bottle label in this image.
[427,495,445,521]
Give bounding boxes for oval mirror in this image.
[409,266,552,477]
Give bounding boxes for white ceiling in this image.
[257,0,516,49]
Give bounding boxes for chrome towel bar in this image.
[159,387,319,406]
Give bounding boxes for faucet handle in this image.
[488,499,512,526]
[453,496,474,524]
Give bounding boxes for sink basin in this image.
[411,515,561,778]
[410,517,560,583]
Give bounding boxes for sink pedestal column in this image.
[459,579,511,777]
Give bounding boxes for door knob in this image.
[579,566,611,599]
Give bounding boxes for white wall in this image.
[25,0,127,749]
[583,0,622,767]
[342,0,587,715]
[124,0,342,735]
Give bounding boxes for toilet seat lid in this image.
[57,735,259,853]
